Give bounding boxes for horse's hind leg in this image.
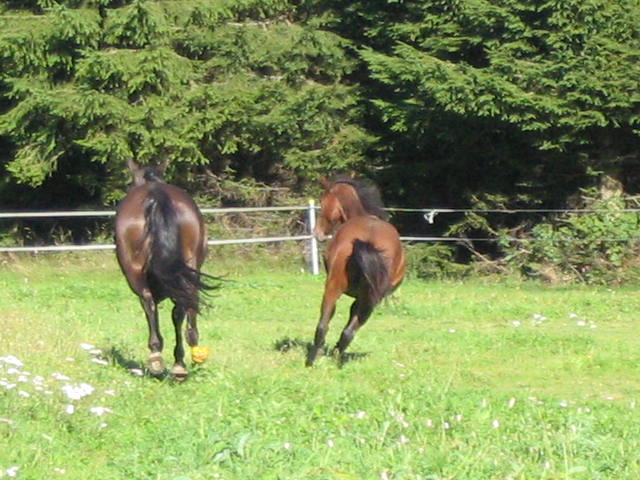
[140,290,165,376]
[335,298,374,358]
[306,287,341,367]
[185,306,199,347]
[170,305,188,380]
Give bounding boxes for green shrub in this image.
[405,242,469,280]
[500,191,640,284]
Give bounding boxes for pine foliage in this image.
[326,0,640,207]
[0,0,373,204]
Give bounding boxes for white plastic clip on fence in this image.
[423,210,438,224]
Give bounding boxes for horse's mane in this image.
[142,165,165,183]
[331,175,388,220]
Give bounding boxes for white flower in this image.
[327,439,334,447]
[89,349,102,356]
[6,466,20,477]
[91,358,109,366]
[355,411,367,419]
[508,398,516,408]
[18,390,30,398]
[79,343,95,351]
[283,442,291,450]
[89,406,112,416]
[0,356,24,368]
[51,373,71,381]
[61,383,95,400]
[512,321,521,327]
[399,435,409,444]
[392,412,409,428]
[492,419,500,428]
[65,404,75,414]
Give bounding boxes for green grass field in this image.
[1,252,639,479]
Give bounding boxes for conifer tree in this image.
[323,0,640,206]
[0,0,373,206]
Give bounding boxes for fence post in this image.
[308,199,320,275]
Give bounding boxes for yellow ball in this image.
[191,346,210,364]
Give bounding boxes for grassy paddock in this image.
[1,252,639,479]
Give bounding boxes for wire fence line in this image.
[0,203,324,271]
[1,204,638,264]
[3,206,640,219]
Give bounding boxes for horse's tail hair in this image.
[143,186,214,311]
[350,239,390,306]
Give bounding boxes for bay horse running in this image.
[306,176,406,366]
[115,159,214,379]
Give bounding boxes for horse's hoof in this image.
[148,352,165,376]
[171,364,188,381]
[305,348,322,367]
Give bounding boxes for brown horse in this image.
[114,159,214,379]
[306,176,406,366]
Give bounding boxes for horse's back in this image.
[327,215,405,289]
[332,216,402,257]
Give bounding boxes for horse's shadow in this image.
[106,346,169,380]
[273,337,369,367]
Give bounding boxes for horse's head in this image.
[314,176,389,241]
[314,179,366,241]
[127,158,168,186]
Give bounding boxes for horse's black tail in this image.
[349,239,390,306]
[143,186,213,311]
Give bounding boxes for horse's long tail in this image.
[143,186,213,311]
[350,239,390,306]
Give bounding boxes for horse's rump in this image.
[143,185,206,311]
[347,239,390,305]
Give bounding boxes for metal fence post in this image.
[308,199,320,275]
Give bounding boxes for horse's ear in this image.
[158,156,169,176]
[126,157,138,172]
[126,158,145,186]
[320,176,331,189]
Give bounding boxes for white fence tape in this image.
[3,205,636,272]
[0,202,323,274]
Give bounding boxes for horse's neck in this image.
[340,195,367,220]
